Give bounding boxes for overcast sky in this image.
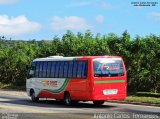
[0,0,160,40]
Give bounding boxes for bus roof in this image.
[33,56,122,62]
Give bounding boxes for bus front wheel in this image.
[64,92,72,105]
[93,101,104,105]
[31,91,39,102]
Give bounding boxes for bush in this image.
[0,31,160,92]
[135,92,160,98]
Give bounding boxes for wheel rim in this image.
[31,92,36,101]
[65,93,71,105]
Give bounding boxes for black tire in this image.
[72,100,79,105]
[31,92,39,102]
[93,101,104,105]
[56,99,64,104]
[64,92,72,106]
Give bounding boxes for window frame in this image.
[30,60,88,79]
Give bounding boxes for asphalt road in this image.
[0,90,160,119]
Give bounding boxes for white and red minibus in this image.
[26,56,127,105]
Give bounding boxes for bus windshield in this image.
[93,58,124,77]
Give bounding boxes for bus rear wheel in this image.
[31,92,39,102]
[93,101,104,105]
[64,92,72,106]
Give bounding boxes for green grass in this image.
[0,82,25,91]
[123,92,160,105]
[135,92,160,98]
[0,82,12,89]
[125,96,160,105]
[108,92,160,105]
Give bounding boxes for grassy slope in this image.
[125,96,160,104]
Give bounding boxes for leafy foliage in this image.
[0,31,159,93]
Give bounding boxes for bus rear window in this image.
[93,58,124,77]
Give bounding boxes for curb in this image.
[106,101,160,107]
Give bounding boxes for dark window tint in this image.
[50,62,56,78]
[35,62,40,77]
[55,62,60,78]
[81,61,87,78]
[63,62,68,77]
[73,61,78,78]
[77,62,83,78]
[28,62,36,78]
[46,62,52,78]
[59,62,64,78]
[68,61,73,78]
[31,62,36,67]
[39,62,43,78]
[31,60,88,79]
[42,62,47,78]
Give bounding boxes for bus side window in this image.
[35,62,40,78]
[77,61,83,78]
[55,62,60,78]
[59,61,64,78]
[72,61,78,78]
[28,62,36,78]
[68,61,73,78]
[82,61,87,78]
[47,62,52,78]
[63,61,68,78]
[42,62,47,78]
[39,62,43,78]
[50,62,56,78]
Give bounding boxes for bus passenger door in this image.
[67,60,88,100]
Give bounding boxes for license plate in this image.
[103,89,118,95]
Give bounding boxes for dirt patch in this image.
[0,89,27,97]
